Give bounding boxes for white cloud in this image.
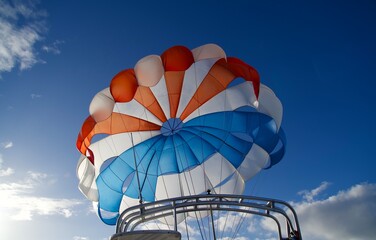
[0,171,84,221]
[259,182,376,240]
[0,167,15,176]
[0,0,47,75]
[295,183,376,240]
[73,236,89,240]
[31,93,42,99]
[298,181,330,202]
[0,153,15,176]
[1,141,13,149]
[216,212,246,233]
[42,40,64,55]
[27,170,48,181]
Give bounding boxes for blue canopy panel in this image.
[95,110,285,224]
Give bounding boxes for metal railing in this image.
[115,194,302,240]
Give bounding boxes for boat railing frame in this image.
[115,194,302,240]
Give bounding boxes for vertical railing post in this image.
[172,201,177,231]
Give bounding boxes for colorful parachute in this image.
[76,44,285,225]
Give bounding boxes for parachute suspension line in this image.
[117,104,154,229]
[183,211,190,240]
[129,134,163,232]
[253,170,267,196]
[191,59,201,185]
[207,190,217,240]
[130,132,143,204]
[219,209,230,239]
[133,81,166,208]
[133,138,168,231]
[216,76,227,239]
[116,105,156,231]
[149,142,171,230]
[217,108,244,239]
[231,209,249,240]
[214,149,225,237]
[230,170,265,239]
[139,151,156,192]
[192,61,214,239]
[131,136,171,230]
[219,171,242,239]
[234,180,249,240]
[193,62,208,194]
[173,134,207,240]
[177,129,218,238]
[138,79,173,229]
[136,88,156,204]
[101,105,121,169]
[231,174,263,239]
[219,106,231,239]
[229,174,243,240]
[202,177,218,239]
[218,157,224,231]
[154,136,176,229]
[115,103,146,202]
[230,177,265,239]
[207,216,212,240]
[140,137,166,198]
[198,108,212,240]
[158,164,173,230]
[158,169,171,230]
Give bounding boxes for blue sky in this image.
[0,0,375,239]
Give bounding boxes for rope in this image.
[173,133,207,240]
[130,132,143,203]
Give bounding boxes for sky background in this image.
[0,0,375,239]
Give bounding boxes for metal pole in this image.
[173,201,178,231]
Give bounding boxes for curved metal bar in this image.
[128,206,284,239]
[116,194,302,239]
[124,200,293,236]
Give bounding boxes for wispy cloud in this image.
[42,40,64,55]
[298,181,331,202]
[0,167,15,176]
[31,93,42,99]
[0,171,84,221]
[73,237,89,240]
[0,153,15,176]
[260,182,376,240]
[1,141,13,149]
[0,0,47,75]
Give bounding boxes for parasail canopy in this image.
[76,44,286,225]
